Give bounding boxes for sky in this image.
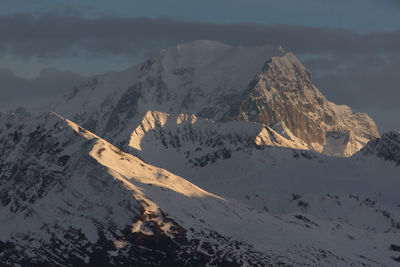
[0,0,400,132]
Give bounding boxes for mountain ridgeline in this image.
[56,40,379,157]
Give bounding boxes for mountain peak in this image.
[226,48,378,155]
[57,41,379,156]
[261,51,310,83]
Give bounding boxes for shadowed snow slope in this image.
[55,40,378,156]
[1,112,399,266]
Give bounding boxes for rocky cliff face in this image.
[224,52,379,154]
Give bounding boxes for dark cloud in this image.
[0,66,86,109]
[2,14,399,59]
[0,14,399,131]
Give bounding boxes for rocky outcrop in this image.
[224,52,379,154]
[359,130,400,165]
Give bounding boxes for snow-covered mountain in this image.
[1,112,400,266]
[2,40,399,266]
[55,41,278,149]
[127,110,400,236]
[0,112,278,266]
[55,40,378,157]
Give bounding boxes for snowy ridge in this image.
[126,111,400,245]
[1,112,399,266]
[0,112,272,266]
[129,110,308,168]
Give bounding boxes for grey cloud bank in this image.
[2,0,400,32]
[0,14,399,131]
[0,66,86,110]
[1,15,400,58]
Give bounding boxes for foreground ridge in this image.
[1,112,399,266]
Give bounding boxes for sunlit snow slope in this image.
[1,112,399,266]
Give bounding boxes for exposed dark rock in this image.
[360,131,400,165]
[390,244,400,252]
